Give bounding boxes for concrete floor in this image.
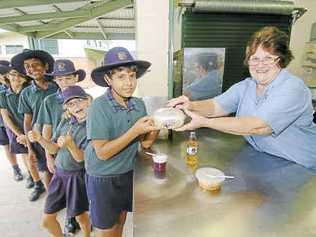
[0,147,133,237]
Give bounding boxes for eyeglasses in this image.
[66,98,86,108]
[248,56,279,66]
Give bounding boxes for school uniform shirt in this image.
[213,69,316,169]
[85,89,147,176]
[185,69,222,100]
[0,84,8,128]
[37,89,64,137]
[53,117,87,172]
[0,88,25,131]
[18,80,58,126]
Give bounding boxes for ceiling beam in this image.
[0,0,90,10]
[35,0,132,39]
[0,9,88,25]
[46,31,134,40]
[96,18,108,40]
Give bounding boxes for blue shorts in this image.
[31,142,48,172]
[85,170,133,229]
[44,168,89,218]
[5,128,28,154]
[0,127,9,145]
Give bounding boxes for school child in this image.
[11,49,58,201]
[37,59,86,235]
[28,85,91,237]
[0,61,25,181]
[85,47,159,237]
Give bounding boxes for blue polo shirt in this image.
[85,89,147,176]
[37,89,64,137]
[53,117,87,172]
[214,69,316,169]
[0,84,8,127]
[185,69,222,100]
[0,88,25,130]
[18,81,58,126]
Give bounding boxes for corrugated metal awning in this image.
[178,0,306,19]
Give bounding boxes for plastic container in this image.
[195,167,225,192]
[152,153,168,172]
[152,108,185,130]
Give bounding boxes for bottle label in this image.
[187,147,197,155]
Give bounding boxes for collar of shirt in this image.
[5,87,14,96]
[105,88,137,113]
[31,80,55,93]
[251,69,288,104]
[56,89,64,104]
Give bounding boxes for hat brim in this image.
[91,60,151,87]
[11,50,55,74]
[46,69,86,82]
[0,65,10,75]
[63,95,88,105]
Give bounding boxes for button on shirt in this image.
[85,90,147,176]
[214,69,316,169]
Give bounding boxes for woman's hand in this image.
[167,95,191,110]
[175,109,208,131]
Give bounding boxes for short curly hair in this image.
[244,26,294,68]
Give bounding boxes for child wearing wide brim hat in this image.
[85,47,158,236]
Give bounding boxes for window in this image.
[5,45,23,54]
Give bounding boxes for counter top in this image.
[134,129,316,237]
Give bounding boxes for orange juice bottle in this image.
[186,131,198,166]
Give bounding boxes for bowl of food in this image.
[195,167,226,192]
[152,107,185,130]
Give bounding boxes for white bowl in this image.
[152,107,185,130]
[195,167,225,192]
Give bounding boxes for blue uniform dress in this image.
[213,69,316,169]
[0,84,9,145]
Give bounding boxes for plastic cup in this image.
[152,154,168,178]
[195,167,225,192]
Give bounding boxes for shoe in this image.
[29,182,45,201]
[64,217,76,235]
[25,175,34,189]
[13,168,23,181]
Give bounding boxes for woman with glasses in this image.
[168,26,316,169]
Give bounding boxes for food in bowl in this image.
[195,167,225,192]
[152,107,185,130]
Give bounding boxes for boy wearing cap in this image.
[85,47,159,237]
[12,49,58,201]
[28,85,91,237]
[0,60,25,181]
[37,59,85,235]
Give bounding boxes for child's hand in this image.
[28,128,41,142]
[16,134,27,146]
[132,116,158,136]
[57,128,73,148]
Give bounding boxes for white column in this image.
[135,0,169,97]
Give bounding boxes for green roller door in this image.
[182,11,292,91]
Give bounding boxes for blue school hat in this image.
[0,60,10,74]
[46,59,85,82]
[62,85,88,104]
[91,47,151,87]
[11,49,55,74]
